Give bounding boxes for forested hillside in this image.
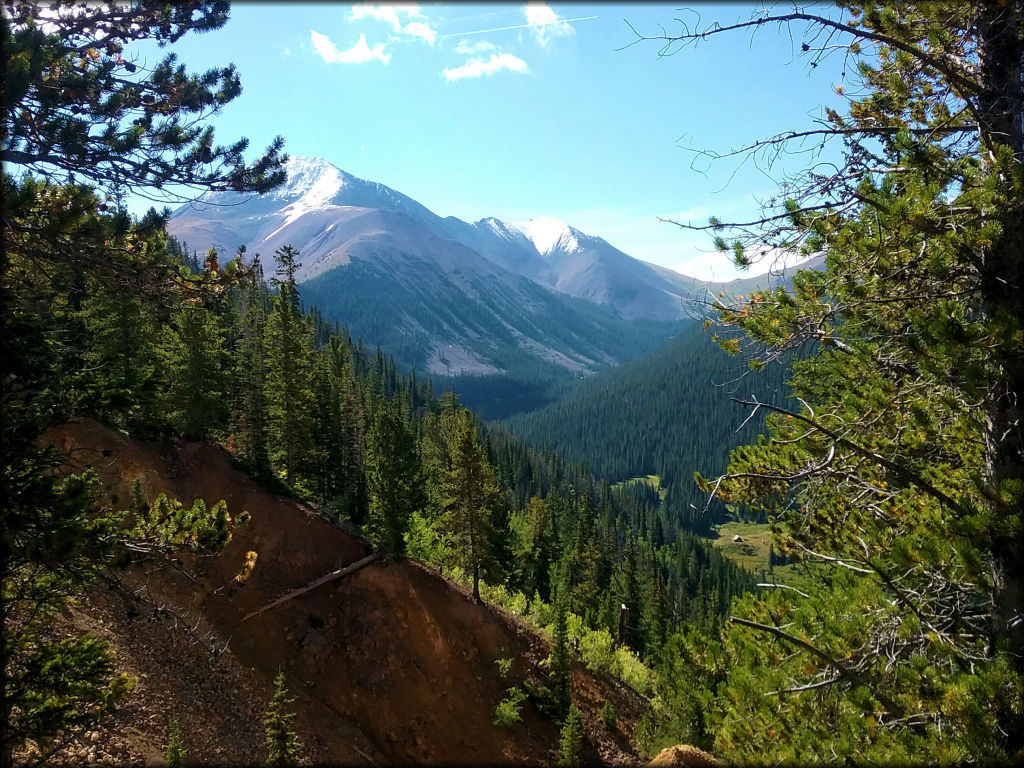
[4,169,752,763]
[5,1,1024,766]
[504,325,795,530]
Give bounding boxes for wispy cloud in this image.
[438,12,596,43]
[310,30,391,64]
[349,3,437,45]
[524,3,575,47]
[443,52,529,82]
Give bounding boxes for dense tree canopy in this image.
[1,2,288,762]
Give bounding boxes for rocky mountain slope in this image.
[166,157,820,393]
[168,157,697,320]
[166,157,696,377]
[35,420,649,766]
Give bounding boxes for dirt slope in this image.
[38,420,646,765]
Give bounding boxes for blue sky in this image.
[127,3,847,280]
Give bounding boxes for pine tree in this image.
[365,397,423,559]
[556,705,583,767]
[425,397,502,600]
[264,672,302,767]
[641,1,1024,761]
[265,245,314,485]
[1,462,136,764]
[549,590,573,720]
[3,1,286,196]
[156,291,229,440]
[78,284,159,430]
[232,255,272,477]
[164,717,187,768]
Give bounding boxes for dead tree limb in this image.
[241,553,381,623]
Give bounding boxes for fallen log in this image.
[241,552,381,623]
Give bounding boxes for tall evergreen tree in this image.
[231,255,272,477]
[265,245,314,485]
[549,587,573,720]
[78,284,160,430]
[264,672,302,767]
[156,283,230,439]
[365,396,423,559]
[431,401,502,600]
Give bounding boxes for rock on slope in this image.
[36,420,648,766]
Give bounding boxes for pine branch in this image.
[728,397,971,519]
[729,615,904,716]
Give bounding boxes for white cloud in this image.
[524,2,575,47]
[402,21,436,45]
[349,3,415,30]
[349,3,436,45]
[443,52,529,82]
[311,30,391,64]
[455,39,496,55]
[283,46,292,56]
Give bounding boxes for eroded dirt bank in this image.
[35,420,646,765]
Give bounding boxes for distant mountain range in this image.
[167,156,816,385]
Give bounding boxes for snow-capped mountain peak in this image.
[273,156,347,206]
[513,216,581,256]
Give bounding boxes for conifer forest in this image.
[3,1,1023,765]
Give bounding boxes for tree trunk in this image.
[976,2,1024,662]
[975,4,1024,752]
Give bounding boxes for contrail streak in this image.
[439,16,598,40]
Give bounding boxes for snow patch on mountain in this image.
[513,216,581,256]
[262,157,350,239]
[274,156,347,203]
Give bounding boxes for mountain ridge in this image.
[167,156,817,393]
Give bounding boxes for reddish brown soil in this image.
[34,420,647,766]
[647,745,723,768]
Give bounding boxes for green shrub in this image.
[493,686,527,728]
[600,700,617,730]
[495,656,514,681]
[164,717,186,767]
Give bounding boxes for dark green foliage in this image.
[231,256,272,477]
[636,626,726,755]
[421,396,503,600]
[365,397,423,558]
[504,325,795,531]
[266,246,315,485]
[549,592,572,720]
[264,672,301,767]
[2,451,133,762]
[157,298,230,440]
